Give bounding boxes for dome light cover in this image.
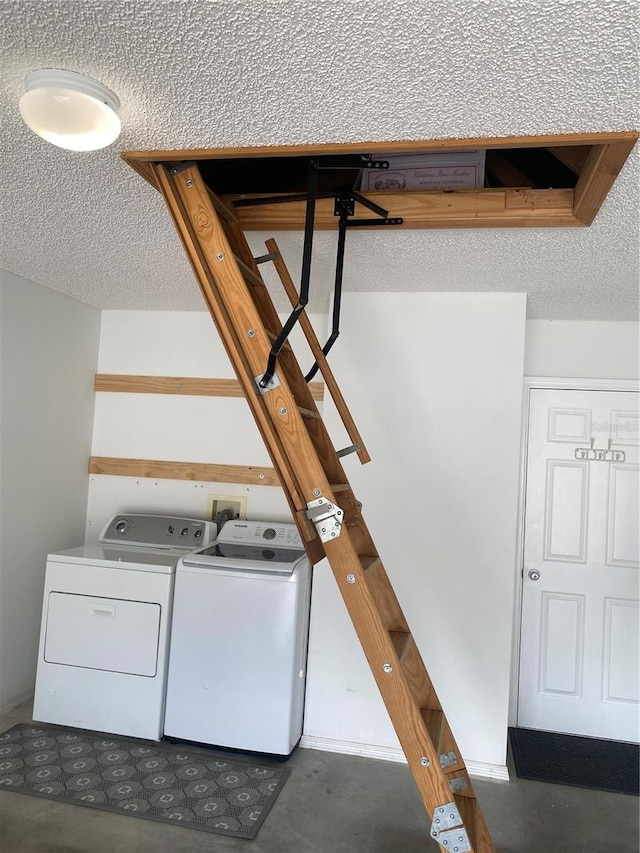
[19,69,121,152]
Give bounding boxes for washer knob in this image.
[114,519,129,535]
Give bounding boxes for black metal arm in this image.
[258,159,319,389]
[237,157,402,390]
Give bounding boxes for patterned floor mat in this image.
[0,722,290,838]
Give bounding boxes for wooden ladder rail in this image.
[153,160,496,853]
[263,237,370,465]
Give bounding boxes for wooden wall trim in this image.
[94,374,325,401]
[89,456,280,486]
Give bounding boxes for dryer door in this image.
[44,593,161,676]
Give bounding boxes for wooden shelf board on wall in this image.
[91,375,294,486]
[89,457,279,486]
[94,374,325,401]
[122,131,638,230]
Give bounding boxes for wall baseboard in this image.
[0,691,33,718]
[299,735,509,781]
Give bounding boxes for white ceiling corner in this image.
[0,0,638,320]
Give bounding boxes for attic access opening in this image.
[123,131,638,230]
[195,146,582,195]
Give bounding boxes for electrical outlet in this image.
[207,493,247,522]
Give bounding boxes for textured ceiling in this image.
[0,0,638,320]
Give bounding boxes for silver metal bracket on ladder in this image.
[448,776,468,794]
[305,498,344,542]
[254,373,281,395]
[430,802,471,852]
[440,750,458,768]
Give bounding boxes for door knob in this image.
[528,569,541,581]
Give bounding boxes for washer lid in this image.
[180,542,306,575]
[181,519,307,574]
[47,543,182,573]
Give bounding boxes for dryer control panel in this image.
[100,514,216,550]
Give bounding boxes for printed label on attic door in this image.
[518,389,639,742]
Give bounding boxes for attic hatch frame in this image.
[122,131,638,230]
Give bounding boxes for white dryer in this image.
[32,514,215,741]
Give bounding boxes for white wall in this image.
[0,270,100,713]
[525,320,639,380]
[86,310,327,536]
[303,293,527,773]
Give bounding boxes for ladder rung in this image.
[234,255,265,288]
[265,329,292,347]
[429,714,462,772]
[298,406,321,419]
[454,793,479,851]
[205,186,239,223]
[254,252,277,265]
[361,555,409,633]
[329,483,352,493]
[448,770,470,795]
[336,443,362,458]
[359,554,381,574]
[389,630,412,662]
[395,633,441,710]
[421,708,444,752]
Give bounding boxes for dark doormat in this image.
[0,722,290,838]
[509,727,639,796]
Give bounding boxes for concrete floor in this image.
[0,702,637,853]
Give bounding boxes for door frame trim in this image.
[508,376,640,727]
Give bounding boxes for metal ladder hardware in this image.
[152,160,496,853]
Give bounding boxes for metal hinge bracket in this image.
[434,828,471,852]
[430,802,469,851]
[305,498,344,542]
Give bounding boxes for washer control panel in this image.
[100,514,215,550]
[217,520,303,548]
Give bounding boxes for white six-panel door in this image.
[518,389,639,742]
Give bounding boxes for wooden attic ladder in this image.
[154,161,496,853]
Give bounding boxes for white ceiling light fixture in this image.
[19,69,121,152]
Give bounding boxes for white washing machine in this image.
[164,520,311,757]
[32,514,215,741]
